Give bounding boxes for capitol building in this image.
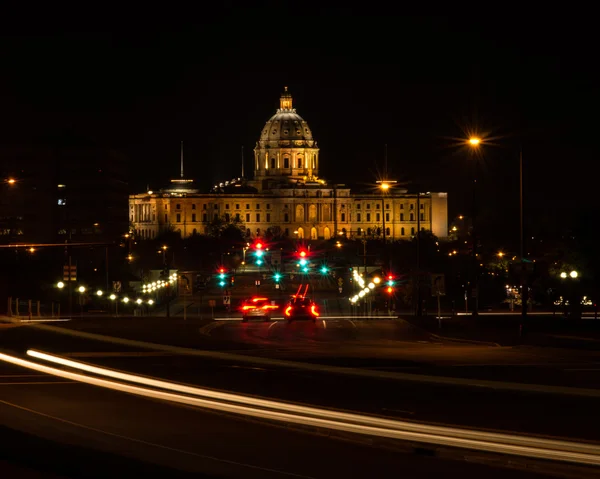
[130,88,448,242]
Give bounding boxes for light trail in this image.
[0,349,596,466]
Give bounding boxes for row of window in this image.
[356,213,425,222]
[266,156,317,169]
[167,202,425,211]
[164,211,427,224]
[139,225,424,240]
[173,203,272,211]
[355,203,424,210]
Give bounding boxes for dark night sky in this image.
[1,10,597,247]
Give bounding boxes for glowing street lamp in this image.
[468,137,481,146]
[96,290,103,296]
[570,271,578,279]
[78,286,86,293]
[57,281,65,289]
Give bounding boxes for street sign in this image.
[112,281,122,292]
[431,274,445,296]
[255,280,261,286]
[223,296,230,305]
[337,277,343,286]
[63,265,77,281]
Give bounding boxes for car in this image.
[284,296,320,322]
[240,297,278,322]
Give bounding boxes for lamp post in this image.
[519,148,528,321]
[468,137,481,317]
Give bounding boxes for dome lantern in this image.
[280,86,292,111]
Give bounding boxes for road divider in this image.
[1,349,600,468]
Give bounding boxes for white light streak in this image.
[0,349,592,467]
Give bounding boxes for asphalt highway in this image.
[0,360,553,479]
[1,316,600,477]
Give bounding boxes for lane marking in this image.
[0,397,315,479]
[3,351,600,467]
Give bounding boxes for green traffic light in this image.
[320,266,329,274]
[256,259,263,265]
[302,267,309,273]
[219,281,226,287]
[273,273,281,282]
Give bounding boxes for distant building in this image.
[130,88,448,241]
[0,143,128,244]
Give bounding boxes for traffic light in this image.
[385,274,395,294]
[273,273,282,282]
[253,241,265,265]
[217,268,227,287]
[320,265,329,275]
[297,249,308,267]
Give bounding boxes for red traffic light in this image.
[255,242,263,250]
[386,286,393,294]
[218,268,225,273]
[388,274,394,281]
[299,250,307,257]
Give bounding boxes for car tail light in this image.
[310,305,319,317]
[262,304,278,310]
[284,306,292,317]
[241,305,255,311]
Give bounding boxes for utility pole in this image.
[520,147,528,320]
[416,191,422,317]
[471,158,479,317]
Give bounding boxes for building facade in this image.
[130,89,448,241]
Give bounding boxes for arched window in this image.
[271,158,276,169]
[411,227,415,235]
[297,157,302,168]
[284,157,289,169]
[386,227,390,235]
[401,227,405,236]
[313,154,316,169]
[367,228,372,236]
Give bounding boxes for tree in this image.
[206,216,245,241]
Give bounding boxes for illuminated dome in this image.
[257,87,316,148]
[252,87,320,190]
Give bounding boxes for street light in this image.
[78,286,86,293]
[57,281,65,289]
[467,137,481,317]
[570,270,578,279]
[96,290,103,296]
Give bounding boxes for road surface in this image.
[1,316,599,477]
